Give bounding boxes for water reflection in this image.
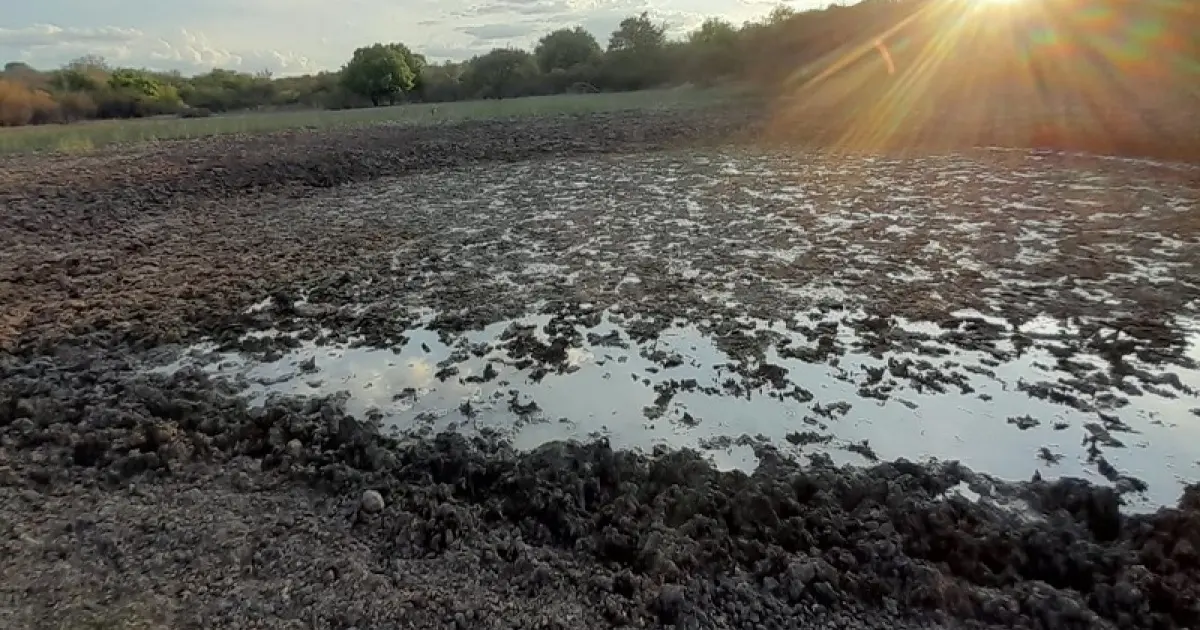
[158,308,1200,509]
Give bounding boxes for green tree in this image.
[420,61,466,102]
[386,43,427,95]
[607,12,667,53]
[765,4,796,25]
[340,43,415,106]
[100,68,182,116]
[684,18,742,83]
[462,48,539,99]
[689,18,738,47]
[108,69,161,97]
[601,13,671,90]
[535,27,602,73]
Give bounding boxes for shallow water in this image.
[156,148,1200,510]
[159,306,1200,510]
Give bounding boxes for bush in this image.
[93,88,182,119]
[179,87,234,112]
[57,91,98,122]
[0,79,59,126]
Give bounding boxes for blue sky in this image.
[0,0,820,75]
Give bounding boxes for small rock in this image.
[790,560,817,585]
[361,489,385,513]
[0,466,19,486]
[657,584,686,623]
[232,471,253,492]
[591,574,614,593]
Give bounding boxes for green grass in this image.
[0,87,738,155]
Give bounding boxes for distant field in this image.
[0,88,738,155]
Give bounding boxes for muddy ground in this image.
[2,107,1200,629]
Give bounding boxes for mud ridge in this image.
[2,356,1199,629]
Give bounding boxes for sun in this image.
[971,0,1025,5]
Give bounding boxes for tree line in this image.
[1,0,1196,127]
[0,1,916,126]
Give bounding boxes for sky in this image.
[0,0,821,76]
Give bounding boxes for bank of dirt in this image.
[2,107,1200,629]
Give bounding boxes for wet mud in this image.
[3,110,1200,629]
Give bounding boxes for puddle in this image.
[156,307,1200,511]
[147,148,1200,510]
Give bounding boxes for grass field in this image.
[0,88,737,155]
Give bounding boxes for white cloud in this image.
[145,29,316,75]
[459,22,550,43]
[0,23,317,75]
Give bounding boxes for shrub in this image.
[93,88,182,119]
[0,81,36,125]
[0,79,59,126]
[57,91,98,122]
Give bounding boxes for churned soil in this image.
[2,106,1200,629]
[0,108,757,353]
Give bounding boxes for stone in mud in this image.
[360,489,385,513]
[788,560,818,588]
[232,471,254,491]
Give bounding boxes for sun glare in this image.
[972,0,1024,5]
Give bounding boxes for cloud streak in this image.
[0,24,142,48]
